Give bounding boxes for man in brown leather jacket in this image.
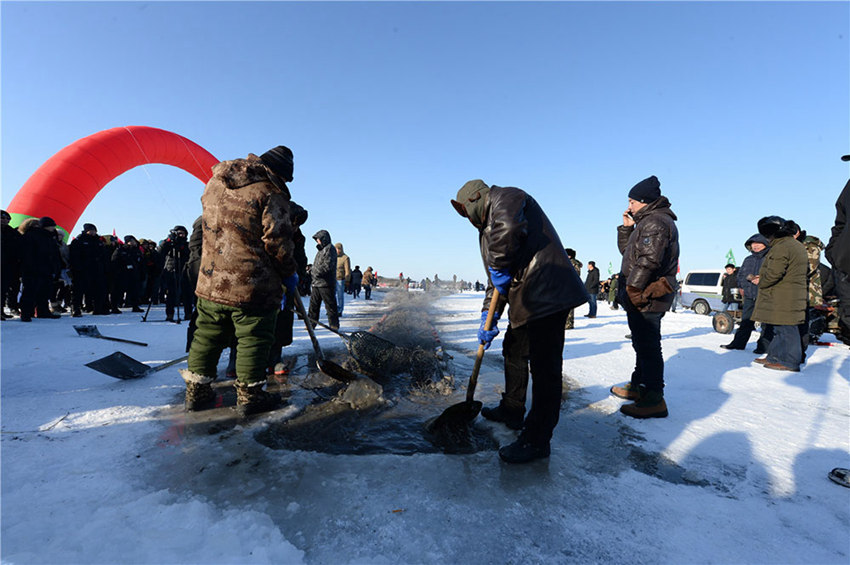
[452,179,588,463]
[609,176,679,419]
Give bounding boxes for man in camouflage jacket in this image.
[180,146,299,416]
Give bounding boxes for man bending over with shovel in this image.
[451,180,587,463]
[180,145,299,417]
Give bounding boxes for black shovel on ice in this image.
[74,325,148,347]
[85,351,189,379]
[291,288,360,383]
[426,288,500,433]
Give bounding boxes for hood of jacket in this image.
[212,154,290,198]
[313,230,332,249]
[745,233,770,253]
[335,242,345,255]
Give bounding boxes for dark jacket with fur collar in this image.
[196,154,296,310]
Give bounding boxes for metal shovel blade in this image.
[425,399,482,434]
[317,358,360,383]
[74,324,103,338]
[85,351,153,379]
[85,351,189,380]
[73,325,148,346]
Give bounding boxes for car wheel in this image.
[693,299,711,316]
[713,312,735,334]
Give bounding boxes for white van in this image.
[680,269,738,315]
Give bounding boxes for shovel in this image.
[290,288,360,383]
[426,288,500,433]
[74,325,148,347]
[85,351,189,379]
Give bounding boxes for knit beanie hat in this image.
[124,235,137,244]
[451,179,491,229]
[39,216,57,228]
[1,210,10,221]
[260,145,294,182]
[83,223,97,233]
[628,176,661,203]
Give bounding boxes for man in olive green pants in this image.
[180,145,299,416]
[188,298,278,385]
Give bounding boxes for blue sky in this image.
[2,1,848,283]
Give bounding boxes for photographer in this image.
[157,225,192,322]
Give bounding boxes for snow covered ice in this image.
[2,290,849,564]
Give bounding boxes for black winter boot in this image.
[499,435,551,464]
[235,382,281,417]
[481,403,524,430]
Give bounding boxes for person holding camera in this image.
[157,225,192,322]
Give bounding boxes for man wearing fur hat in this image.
[180,145,299,417]
[451,179,587,463]
[609,176,679,418]
[752,216,808,372]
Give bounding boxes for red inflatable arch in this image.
[6,126,219,237]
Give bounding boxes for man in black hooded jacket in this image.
[452,179,587,464]
[308,230,339,331]
[721,234,770,351]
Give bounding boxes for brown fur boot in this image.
[235,381,281,417]
[179,369,217,412]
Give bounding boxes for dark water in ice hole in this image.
[254,348,499,456]
[256,294,500,455]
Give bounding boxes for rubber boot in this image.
[235,382,281,417]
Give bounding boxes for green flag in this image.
[608,261,613,276]
[725,248,736,266]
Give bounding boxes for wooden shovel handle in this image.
[291,287,324,361]
[466,288,500,403]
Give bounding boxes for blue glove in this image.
[282,273,299,308]
[478,310,501,350]
[488,267,512,296]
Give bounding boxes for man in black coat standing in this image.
[825,155,850,345]
[111,235,144,312]
[610,176,679,419]
[452,179,588,464]
[19,217,62,321]
[69,223,108,316]
[584,261,600,318]
[1,210,22,319]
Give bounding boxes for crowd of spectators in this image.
[1,212,198,322]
